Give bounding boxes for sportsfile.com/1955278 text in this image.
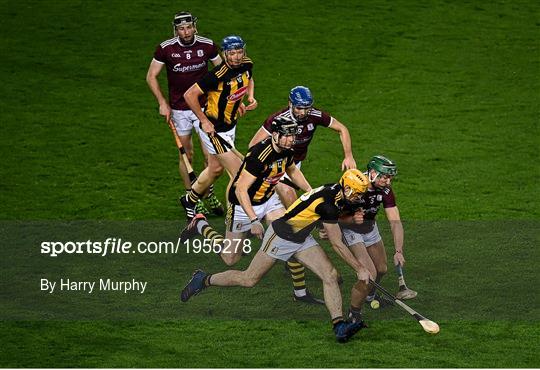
[39,238,252,257]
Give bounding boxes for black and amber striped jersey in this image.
[272,184,345,243]
[195,58,253,132]
[228,138,294,206]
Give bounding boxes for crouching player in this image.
[338,155,409,313]
[180,169,373,343]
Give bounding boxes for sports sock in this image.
[332,316,344,328]
[287,260,307,297]
[204,274,212,287]
[186,189,203,206]
[207,184,215,198]
[195,219,224,247]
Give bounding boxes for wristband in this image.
[250,218,259,224]
[395,250,402,254]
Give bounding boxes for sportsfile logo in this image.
[227,86,248,101]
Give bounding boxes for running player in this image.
[180,117,323,304]
[180,169,373,343]
[249,86,356,208]
[146,11,224,215]
[181,35,257,220]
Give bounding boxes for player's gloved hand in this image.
[394,251,405,267]
[352,210,364,224]
[341,156,357,171]
[356,266,372,285]
[250,219,264,239]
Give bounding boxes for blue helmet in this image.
[221,35,245,51]
[289,86,313,108]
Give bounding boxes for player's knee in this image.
[283,186,296,199]
[220,253,238,267]
[376,264,387,276]
[367,265,377,280]
[209,163,224,177]
[322,267,339,285]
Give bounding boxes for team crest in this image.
[307,123,314,131]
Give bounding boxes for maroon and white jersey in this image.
[262,107,333,162]
[153,35,219,110]
[341,185,397,234]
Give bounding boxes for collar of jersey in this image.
[177,36,196,47]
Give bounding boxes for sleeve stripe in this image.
[215,65,228,78]
[195,35,214,45]
[258,145,273,162]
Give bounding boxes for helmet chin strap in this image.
[369,170,379,183]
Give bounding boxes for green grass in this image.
[1,0,539,367]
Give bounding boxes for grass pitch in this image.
[1,0,539,367]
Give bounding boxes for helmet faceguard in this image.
[271,117,298,150]
[288,86,313,122]
[221,35,246,68]
[172,12,198,42]
[367,155,398,183]
[340,169,369,204]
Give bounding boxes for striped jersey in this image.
[153,35,219,110]
[228,138,294,206]
[272,184,344,243]
[262,107,333,162]
[195,58,253,132]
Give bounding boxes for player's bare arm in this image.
[328,119,356,170]
[385,206,405,266]
[285,164,311,192]
[184,84,215,135]
[146,60,171,122]
[245,78,257,111]
[235,170,264,239]
[249,127,271,147]
[324,222,371,284]
[210,55,223,67]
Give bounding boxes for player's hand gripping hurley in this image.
[166,118,197,184]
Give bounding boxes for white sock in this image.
[295,289,307,297]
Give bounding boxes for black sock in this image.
[186,189,202,205]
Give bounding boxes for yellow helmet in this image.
[340,169,369,203]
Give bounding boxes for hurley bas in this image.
[41,278,147,294]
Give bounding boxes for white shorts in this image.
[171,110,201,136]
[198,127,236,155]
[226,193,284,233]
[341,222,382,248]
[260,224,319,262]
